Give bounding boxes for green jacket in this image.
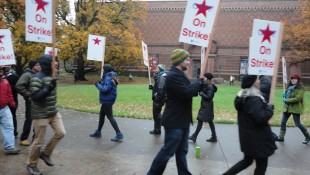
[16,68,34,98]
[284,83,304,114]
[29,72,58,119]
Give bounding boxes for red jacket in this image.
[0,77,15,109]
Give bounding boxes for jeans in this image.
[20,98,33,141]
[97,104,121,134]
[147,128,192,175]
[223,154,268,175]
[280,112,306,132]
[0,106,15,149]
[28,113,66,166]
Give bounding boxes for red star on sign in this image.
[48,49,53,55]
[0,35,4,44]
[195,0,213,17]
[35,0,49,13]
[260,24,276,43]
[93,37,101,45]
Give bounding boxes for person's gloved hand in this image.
[48,79,57,91]
[149,85,153,90]
[282,92,286,97]
[199,92,205,97]
[282,98,286,103]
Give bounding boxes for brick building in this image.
[139,0,310,83]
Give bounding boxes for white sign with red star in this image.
[44,47,58,56]
[179,0,220,47]
[0,29,16,66]
[248,19,283,76]
[87,34,105,61]
[25,0,53,43]
[142,41,149,67]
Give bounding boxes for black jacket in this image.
[197,84,217,122]
[235,93,276,158]
[161,66,201,128]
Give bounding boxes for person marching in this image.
[223,75,276,175]
[148,64,167,135]
[27,55,66,175]
[90,64,124,142]
[16,60,41,146]
[189,72,218,143]
[4,66,20,137]
[275,74,310,144]
[0,65,20,155]
[147,49,202,175]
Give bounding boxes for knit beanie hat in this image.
[171,49,190,66]
[241,75,257,89]
[204,72,214,80]
[103,64,114,73]
[290,74,301,80]
[29,60,38,69]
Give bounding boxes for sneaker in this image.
[89,130,102,138]
[20,140,30,146]
[39,153,54,166]
[27,164,42,175]
[3,148,20,155]
[206,137,217,142]
[111,133,124,142]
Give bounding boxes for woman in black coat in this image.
[223,75,276,175]
[189,72,218,142]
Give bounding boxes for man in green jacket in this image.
[26,55,65,175]
[16,60,41,146]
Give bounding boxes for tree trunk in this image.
[15,56,24,76]
[75,51,87,81]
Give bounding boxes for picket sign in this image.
[87,34,106,77]
[142,41,152,85]
[248,19,284,103]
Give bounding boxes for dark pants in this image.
[223,154,268,175]
[9,106,18,136]
[152,102,163,131]
[281,112,306,132]
[192,119,216,138]
[147,128,192,175]
[98,104,121,134]
[20,99,33,141]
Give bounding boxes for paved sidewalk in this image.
[1,106,310,174]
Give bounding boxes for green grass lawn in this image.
[57,83,310,127]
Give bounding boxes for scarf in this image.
[284,85,296,109]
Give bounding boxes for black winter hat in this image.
[241,75,257,89]
[29,60,38,69]
[38,54,52,75]
[103,64,114,73]
[204,72,214,80]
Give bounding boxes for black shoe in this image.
[40,153,54,166]
[188,135,196,142]
[275,137,284,142]
[149,130,161,135]
[27,165,42,175]
[207,137,217,142]
[3,148,20,155]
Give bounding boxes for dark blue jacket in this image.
[95,71,118,104]
[161,66,201,128]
